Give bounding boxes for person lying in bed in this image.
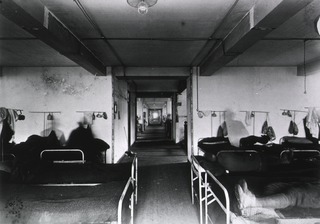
[235,179,320,217]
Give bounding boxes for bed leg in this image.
[131,193,134,224]
[135,157,138,205]
[205,173,208,224]
[191,165,194,204]
[199,170,203,224]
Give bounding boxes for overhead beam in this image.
[113,67,191,80]
[136,92,174,98]
[297,58,320,76]
[0,0,106,76]
[200,0,314,76]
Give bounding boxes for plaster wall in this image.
[0,67,113,162]
[192,67,320,154]
[129,91,136,146]
[113,78,130,162]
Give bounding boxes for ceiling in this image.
[138,97,170,109]
[1,0,320,93]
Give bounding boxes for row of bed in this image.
[0,147,138,224]
[191,135,320,224]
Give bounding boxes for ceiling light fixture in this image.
[127,0,157,15]
[315,16,320,36]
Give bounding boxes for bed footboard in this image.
[191,155,231,224]
[191,155,208,224]
[40,148,85,163]
[280,149,320,160]
[131,154,138,205]
[205,170,230,224]
[118,154,138,224]
[38,150,138,224]
[118,177,135,224]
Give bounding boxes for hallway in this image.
[136,124,170,142]
[130,140,199,224]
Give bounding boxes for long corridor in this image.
[130,138,199,224]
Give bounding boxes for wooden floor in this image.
[130,134,200,224]
[136,124,170,142]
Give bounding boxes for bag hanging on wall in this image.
[261,120,268,134]
[293,122,299,135]
[221,121,228,137]
[288,120,294,134]
[261,114,269,135]
[217,125,224,137]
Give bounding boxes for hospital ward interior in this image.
[2,0,320,224]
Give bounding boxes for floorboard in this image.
[130,138,199,224]
[135,163,199,224]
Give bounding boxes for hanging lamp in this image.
[127,0,158,15]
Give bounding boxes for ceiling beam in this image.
[200,0,314,76]
[297,58,320,76]
[0,0,106,76]
[136,92,174,98]
[113,67,191,79]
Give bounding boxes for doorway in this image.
[136,97,172,142]
[148,109,162,125]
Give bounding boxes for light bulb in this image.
[316,16,320,36]
[138,1,148,15]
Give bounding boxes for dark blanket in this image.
[10,129,111,183]
[67,125,110,162]
[0,119,15,153]
[10,131,61,182]
[0,180,132,224]
[198,137,233,154]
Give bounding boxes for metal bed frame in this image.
[40,148,85,163]
[191,154,234,224]
[197,137,230,155]
[119,154,138,224]
[39,149,138,224]
[192,149,320,224]
[191,154,206,224]
[280,149,320,160]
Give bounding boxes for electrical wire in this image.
[303,40,307,94]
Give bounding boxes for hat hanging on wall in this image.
[17,110,25,120]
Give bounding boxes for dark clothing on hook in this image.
[0,119,15,154]
[67,125,110,162]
